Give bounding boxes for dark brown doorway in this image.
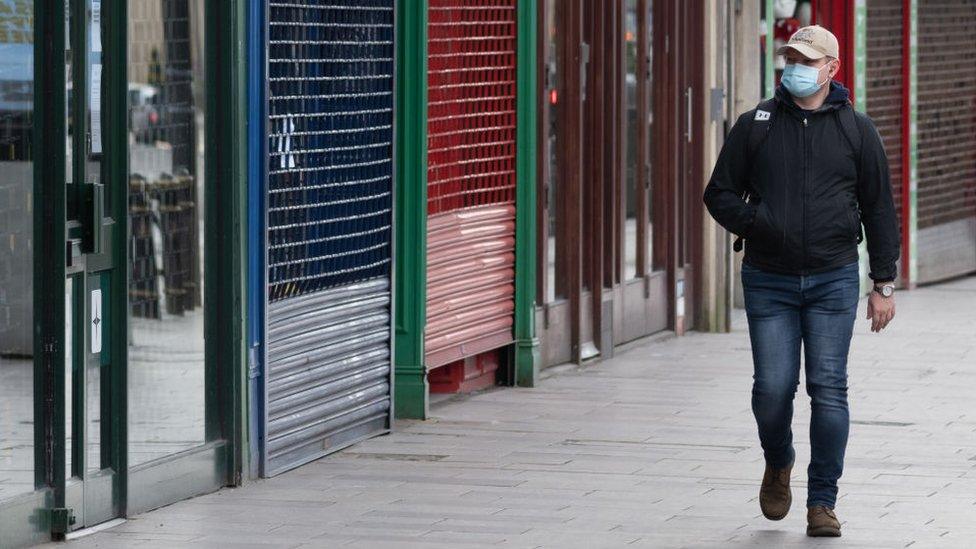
[537,0,698,368]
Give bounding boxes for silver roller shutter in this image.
[263,0,395,476]
[266,280,391,475]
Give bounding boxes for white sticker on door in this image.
[91,288,103,354]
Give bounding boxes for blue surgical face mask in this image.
[781,62,828,98]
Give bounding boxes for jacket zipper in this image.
[802,116,808,274]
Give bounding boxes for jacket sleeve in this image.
[703,111,763,239]
[855,112,901,282]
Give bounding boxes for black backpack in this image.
[732,97,863,252]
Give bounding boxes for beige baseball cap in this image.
[776,25,839,59]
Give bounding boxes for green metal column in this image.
[394,0,430,420]
[514,0,540,387]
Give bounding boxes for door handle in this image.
[83,183,105,254]
[580,42,590,101]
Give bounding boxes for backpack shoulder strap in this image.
[747,98,779,161]
[836,104,863,160]
[735,98,778,253]
[836,105,865,244]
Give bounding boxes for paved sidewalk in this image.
[53,276,976,548]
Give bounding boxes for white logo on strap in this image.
[755,110,771,121]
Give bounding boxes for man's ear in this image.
[829,58,841,79]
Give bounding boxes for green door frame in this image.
[125,0,248,514]
[204,0,249,487]
[61,0,127,530]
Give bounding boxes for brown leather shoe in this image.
[759,461,792,520]
[807,505,842,537]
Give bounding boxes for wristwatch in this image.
[873,282,895,298]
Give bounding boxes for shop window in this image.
[126,0,207,466]
[0,0,35,500]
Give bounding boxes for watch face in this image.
[880,285,894,297]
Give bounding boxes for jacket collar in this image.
[775,81,852,118]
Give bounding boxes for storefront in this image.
[394,0,537,418]
[535,0,709,369]
[914,0,976,283]
[424,0,519,389]
[847,0,975,286]
[786,0,919,290]
[865,0,916,286]
[0,1,247,545]
[250,0,396,477]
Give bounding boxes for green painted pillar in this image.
[394,0,430,420]
[514,0,540,387]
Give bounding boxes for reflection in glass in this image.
[0,0,35,501]
[127,0,206,466]
[545,0,563,302]
[624,0,638,279]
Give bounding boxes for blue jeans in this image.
[741,260,860,509]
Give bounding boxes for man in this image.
[703,25,900,537]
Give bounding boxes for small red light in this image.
[549,89,558,105]
[149,111,159,124]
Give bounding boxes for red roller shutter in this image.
[425,0,518,369]
[916,0,976,282]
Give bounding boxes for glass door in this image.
[123,0,228,516]
[537,0,585,366]
[1,0,125,541]
[3,1,231,542]
[675,0,704,334]
[537,0,568,366]
[615,0,669,344]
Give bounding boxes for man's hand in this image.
[866,292,895,332]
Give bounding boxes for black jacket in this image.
[703,82,900,282]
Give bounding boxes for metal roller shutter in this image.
[264,0,394,476]
[916,0,976,282]
[865,0,903,221]
[425,0,518,370]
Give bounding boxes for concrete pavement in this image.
[51,275,976,548]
